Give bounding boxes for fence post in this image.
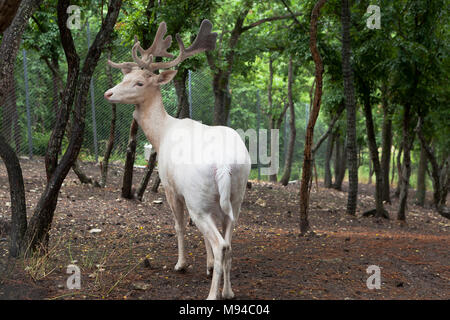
[87,22,99,162]
[22,47,33,159]
[256,89,261,181]
[188,70,193,119]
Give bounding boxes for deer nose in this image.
[104,91,113,99]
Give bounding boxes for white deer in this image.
[104,20,251,300]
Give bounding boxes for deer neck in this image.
[133,88,172,152]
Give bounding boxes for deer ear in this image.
[157,70,177,85]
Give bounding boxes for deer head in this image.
[104,20,217,105]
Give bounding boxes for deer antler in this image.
[151,19,217,71]
[135,22,174,60]
[109,20,217,73]
[134,19,217,73]
[107,36,142,72]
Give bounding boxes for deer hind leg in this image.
[166,190,187,272]
[204,237,214,278]
[221,200,242,300]
[191,214,228,300]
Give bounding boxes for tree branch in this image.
[278,0,302,26]
[241,12,303,32]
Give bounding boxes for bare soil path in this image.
[0,159,449,300]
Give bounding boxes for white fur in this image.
[105,69,250,300]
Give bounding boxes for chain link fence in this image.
[0,44,219,166]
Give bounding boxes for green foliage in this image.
[2,0,448,192]
[31,130,51,156]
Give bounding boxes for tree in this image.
[280,57,296,186]
[332,128,347,190]
[416,144,427,206]
[299,0,327,235]
[265,56,289,182]
[0,0,22,33]
[341,0,358,216]
[99,47,118,187]
[380,85,392,203]
[206,2,303,125]
[359,80,388,219]
[0,0,43,257]
[1,0,123,255]
[385,0,447,221]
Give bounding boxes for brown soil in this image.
[0,158,449,300]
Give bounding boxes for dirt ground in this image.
[0,158,449,300]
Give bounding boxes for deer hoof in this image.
[174,261,187,272]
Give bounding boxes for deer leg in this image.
[205,237,214,278]
[192,214,227,300]
[221,215,235,299]
[166,191,187,271]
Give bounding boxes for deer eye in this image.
[136,82,144,87]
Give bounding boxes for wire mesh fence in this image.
[1,28,324,183]
[0,43,219,168]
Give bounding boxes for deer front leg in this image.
[166,191,187,271]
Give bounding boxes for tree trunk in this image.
[100,48,117,187]
[395,145,403,198]
[122,118,138,199]
[324,132,334,188]
[334,133,342,185]
[397,103,413,221]
[416,144,427,206]
[0,0,22,33]
[0,0,42,102]
[173,69,190,119]
[299,0,327,235]
[280,57,296,186]
[381,89,392,203]
[2,88,13,145]
[416,117,449,219]
[12,87,21,153]
[0,135,27,257]
[368,157,373,185]
[135,150,157,201]
[2,78,21,151]
[362,85,387,218]
[23,0,122,253]
[65,117,101,187]
[151,175,161,193]
[72,159,101,187]
[212,72,232,126]
[267,57,277,182]
[341,0,358,216]
[333,135,347,190]
[44,2,81,181]
[391,147,396,185]
[0,0,43,257]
